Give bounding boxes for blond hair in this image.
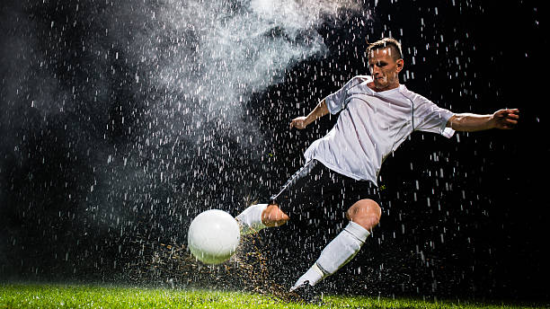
[366,38,403,61]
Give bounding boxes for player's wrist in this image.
[487,113,498,130]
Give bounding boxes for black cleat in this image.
[288,281,322,304]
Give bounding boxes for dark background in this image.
[1,0,549,302]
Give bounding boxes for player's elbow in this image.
[446,115,463,131]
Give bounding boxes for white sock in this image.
[235,203,268,235]
[291,221,370,290]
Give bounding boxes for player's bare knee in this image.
[262,204,290,227]
[347,199,381,230]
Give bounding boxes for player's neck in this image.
[367,81,400,92]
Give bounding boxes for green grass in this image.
[0,283,543,309]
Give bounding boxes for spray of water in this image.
[0,0,366,280]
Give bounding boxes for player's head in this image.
[366,38,404,91]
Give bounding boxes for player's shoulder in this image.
[351,75,372,84]
[398,84,432,105]
[341,75,372,90]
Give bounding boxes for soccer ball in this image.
[187,209,240,264]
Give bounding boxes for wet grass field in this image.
[0,283,544,309]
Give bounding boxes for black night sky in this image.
[1,0,549,302]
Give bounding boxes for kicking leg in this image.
[291,199,381,290]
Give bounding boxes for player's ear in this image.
[395,59,404,73]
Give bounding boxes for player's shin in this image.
[235,203,268,235]
[291,221,370,290]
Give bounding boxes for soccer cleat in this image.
[288,281,322,304]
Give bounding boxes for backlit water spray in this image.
[0,0,365,289]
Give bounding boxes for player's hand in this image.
[290,116,308,130]
[492,108,520,130]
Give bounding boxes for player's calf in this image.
[262,204,290,227]
[291,220,371,290]
[235,203,289,235]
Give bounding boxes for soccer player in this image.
[235,37,519,300]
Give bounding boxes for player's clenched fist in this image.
[290,116,308,130]
[492,108,520,130]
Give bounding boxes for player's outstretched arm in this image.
[446,108,519,132]
[290,99,329,130]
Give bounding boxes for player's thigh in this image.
[270,160,326,216]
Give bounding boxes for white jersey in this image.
[304,75,455,185]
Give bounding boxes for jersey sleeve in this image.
[324,77,363,115]
[413,96,455,138]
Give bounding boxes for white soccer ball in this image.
[187,209,240,264]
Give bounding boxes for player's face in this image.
[368,47,404,91]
